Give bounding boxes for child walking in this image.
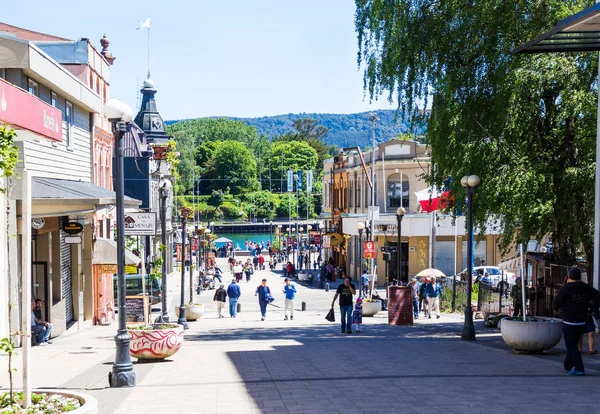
[352,297,364,333]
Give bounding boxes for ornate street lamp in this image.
[461,174,480,341]
[177,208,190,329]
[155,179,172,324]
[396,207,406,284]
[357,221,365,296]
[105,98,136,388]
[204,228,212,271]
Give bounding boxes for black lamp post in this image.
[357,221,365,296]
[307,224,313,270]
[155,179,172,324]
[205,228,212,270]
[396,207,405,284]
[106,98,136,388]
[177,209,189,329]
[270,221,273,247]
[461,174,480,341]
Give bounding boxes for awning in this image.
[92,237,142,266]
[513,3,600,54]
[23,177,141,217]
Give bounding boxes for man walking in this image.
[227,279,241,318]
[510,278,528,317]
[554,267,600,376]
[331,276,356,334]
[410,277,420,319]
[425,276,443,319]
[255,278,272,321]
[213,284,227,318]
[283,278,296,320]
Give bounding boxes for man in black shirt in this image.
[331,276,356,334]
[553,267,600,375]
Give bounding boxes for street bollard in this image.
[325,283,329,292]
[237,303,241,313]
[302,301,306,311]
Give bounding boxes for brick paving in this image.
[2,258,600,413]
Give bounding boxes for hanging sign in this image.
[63,222,83,234]
[287,170,293,192]
[306,170,313,193]
[64,236,82,244]
[296,170,303,191]
[124,212,157,236]
[322,236,331,248]
[364,241,377,259]
[313,234,321,244]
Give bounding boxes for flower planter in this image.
[362,300,381,317]
[0,389,98,413]
[128,323,184,360]
[174,304,204,321]
[500,317,563,354]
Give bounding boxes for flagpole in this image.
[147,26,150,78]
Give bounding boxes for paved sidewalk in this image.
[2,259,600,413]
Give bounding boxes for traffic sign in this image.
[364,241,377,259]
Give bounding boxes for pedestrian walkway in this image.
[1,259,599,413]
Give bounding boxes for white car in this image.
[442,266,516,290]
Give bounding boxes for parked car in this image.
[113,274,162,305]
[442,266,516,289]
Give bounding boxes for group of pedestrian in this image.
[414,276,443,319]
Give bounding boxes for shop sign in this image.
[64,236,82,244]
[0,78,62,141]
[364,241,377,259]
[313,234,321,244]
[322,236,331,248]
[63,222,84,234]
[124,212,157,236]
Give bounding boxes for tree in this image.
[355,1,597,264]
[270,141,318,193]
[207,141,259,194]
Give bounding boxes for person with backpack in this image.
[554,267,600,375]
[255,278,272,321]
[283,278,296,321]
[245,259,254,282]
[213,284,227,318]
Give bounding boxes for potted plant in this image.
[500,316,563,353]
[361,299,381,317]
[128,323,184,360]
[174,302,204,321]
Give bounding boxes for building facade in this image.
[321,139,502,286]
[0,24,139,339]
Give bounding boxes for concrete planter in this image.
[500,317,563,353]
[128,323,184,360]
[174,304,204,321]
[362,300,381,317]
[0,389,98,413]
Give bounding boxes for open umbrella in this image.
[214,237,233,244]
[416,268,445,278]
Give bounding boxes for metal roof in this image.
[32,177,141,206]
[513,3,600,53]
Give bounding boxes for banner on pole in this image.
[364,241,377,259]
[287,170,293,192]
[296,170,303,191]
[306,170,313,193]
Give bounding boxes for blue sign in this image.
[297,170,302,190]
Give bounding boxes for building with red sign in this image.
[0,25,141,339]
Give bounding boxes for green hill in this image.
[166,110,416,148]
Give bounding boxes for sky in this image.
[2,0,397,120]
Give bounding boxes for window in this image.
[0,69,5,79]
[50,92,57,107]
[65,101,74,150]
[28,79,38,96]
[388,181,410,209]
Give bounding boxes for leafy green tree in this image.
[270,141,318,193]
[355,0,597,263]
[207,141,259,194]
[276,193,297,218]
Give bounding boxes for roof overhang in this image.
[13,176,141,218]
[513,3,600,53]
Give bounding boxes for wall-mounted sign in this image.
[31,217,46,230]
[326,233,344,247]
[0,78,62,141]
[64,236,82,244]
[124,212,157,236]
[63,222,84,234]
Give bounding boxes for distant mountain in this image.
[166,110,418,148]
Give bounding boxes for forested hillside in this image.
[167,110,416,148]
